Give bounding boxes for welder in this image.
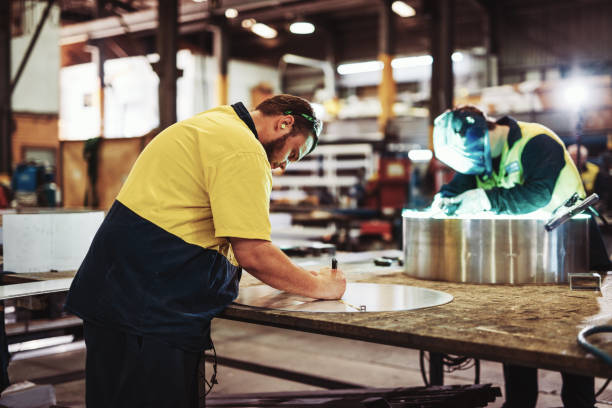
[431,105,605,408]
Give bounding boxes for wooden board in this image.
[60,132,155,210]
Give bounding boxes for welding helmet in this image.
[433,110,492,176]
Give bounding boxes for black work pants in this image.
[502,364,595,408]
[83,321,202,408]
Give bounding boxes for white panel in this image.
[228,60,280,108]
[104,56,159,137]
[0,278,73,301]
[12,3,61,113]
[3,212,104,273]
[177,51,216,120]
[59,63,100,140]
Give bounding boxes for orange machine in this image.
[365,156,411,210]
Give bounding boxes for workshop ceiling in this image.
[50,0,612,68]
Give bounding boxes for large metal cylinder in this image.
[402,211,590,284]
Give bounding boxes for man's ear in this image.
[278,114,295,131]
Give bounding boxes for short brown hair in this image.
[255,94,318,138]
[453,105,497,130]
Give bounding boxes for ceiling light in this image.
[452,52,463,62]
[251,22,277,39]
[225,8,238,19]
[337,60,384,75]
[241,18,256,29]
[146,53,160,64]
[338,52,466,75]
[290,21,315,34]
[391,55,432,68]
[392,1,416,18]
[192,0,206,3]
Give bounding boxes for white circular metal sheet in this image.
[234,283,453,313]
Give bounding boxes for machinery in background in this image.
[364,155,411,211]
[11,162,60,207]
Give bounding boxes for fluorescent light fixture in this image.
[564,83,587,107]
[251,22,277,39]
[290,21,315,34]
[241,18,256,29]
[225,8,238,18]
[392,1,416,17]
[338,52,466,75]
[391,55,432,68]
[193,0,206,3]
[408,149,433,162]
[337,60,384,75]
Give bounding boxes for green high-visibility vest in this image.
[476,121,585,212]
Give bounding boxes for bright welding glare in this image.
[564,84,587,108]
[408,149,433,162]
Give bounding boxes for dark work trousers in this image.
[502,364,595,408]
[589,216,612,271]
[83,321,201,408]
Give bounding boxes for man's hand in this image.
[308,267,346,300]
[430,193,459,215]
[230,237,347,300]
[447,188,492,215]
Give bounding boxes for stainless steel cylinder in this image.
[402,212,590,284]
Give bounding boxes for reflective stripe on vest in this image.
[476,121,585,212]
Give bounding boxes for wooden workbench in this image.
[223,261,612,379]
[4,258,612,378]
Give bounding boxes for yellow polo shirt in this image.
[117,104,273,264]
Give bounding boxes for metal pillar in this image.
[0,0,11,175]
[213,16,229,106]
[471,0,498,87]
[324,25,339,99]
[428,5,454,383]
[377,0,396,132]
[430,0,454,122]
[484,1,500,87]
[157,0,178,130]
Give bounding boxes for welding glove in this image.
[429,193,451,212]
[447,188,491,215]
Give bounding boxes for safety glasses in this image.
[283,110,323,139]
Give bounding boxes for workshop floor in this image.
[5,318,611,407]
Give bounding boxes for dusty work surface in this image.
[224,261,612,378]
[4,258,612,378]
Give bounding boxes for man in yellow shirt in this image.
[66,94,346,408]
